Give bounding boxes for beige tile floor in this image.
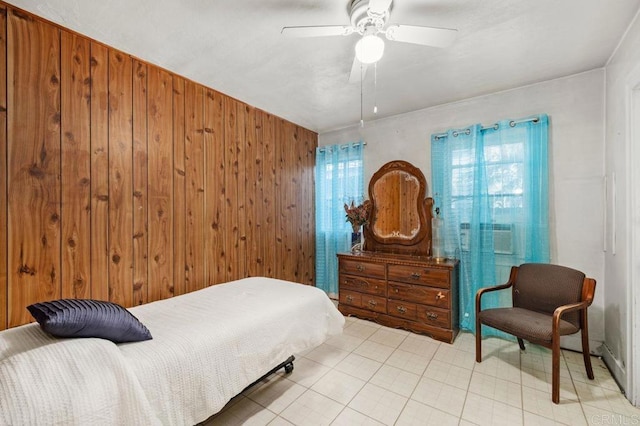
[205,316,640,425]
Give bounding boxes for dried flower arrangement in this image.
[344,200,371,233]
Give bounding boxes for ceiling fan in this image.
[281,0,458,83]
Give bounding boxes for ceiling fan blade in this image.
[385,24,457,48]
[349,56,368,84]
[281,25,353,38]
[368,0,393,14]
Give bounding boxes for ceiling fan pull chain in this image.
[374,62,378,115]
[360,60,364,128]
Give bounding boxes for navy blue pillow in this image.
[27,299,152,343]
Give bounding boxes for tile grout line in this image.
[207,322,640,425]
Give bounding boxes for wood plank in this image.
[89,42,109,301]
[260,111,277,278]
[275,119,294,282]
[295,126,303,283]
[253,110,266,277]
[287,122,300,283]
[245,106,262,277]
[274,118,284,280]
[7,10,61,326]
[132,59,148,305]
[276,117,285,281]
[304,128,318,285]
[204,89,225,285]
[299,127,309,284]
[108,49,133,307]
[147,66,174,301]
[0,5,7,330]
[184,80,205,292]
[172,76,186,297]
[236,102,247,279]
[299,127,309,285]
[291,125,303,284]
[224,97,240,282]
[61,31,91,299]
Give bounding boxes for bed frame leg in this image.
[241,355,296,393]
[284,359,294,374]
[264,355,295,378]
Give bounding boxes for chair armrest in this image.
[552,299,592,332]
[476,265,518,315]
[552,276,596,329]
[475,281,514,314]
[477,282,513,297]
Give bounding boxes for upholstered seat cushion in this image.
[479,307,579,343]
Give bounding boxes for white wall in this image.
[319,69,606,353]
[603,11,640,396]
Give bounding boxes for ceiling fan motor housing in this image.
[350,0,391,34]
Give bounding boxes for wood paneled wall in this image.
[0,3,317,330]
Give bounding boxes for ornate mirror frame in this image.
[363,160,433,256]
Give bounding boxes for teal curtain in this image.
[431,114,549,335]
[315,142,365,297]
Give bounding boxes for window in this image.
[315,142,365,297]
[431,115,549,334]
[451,132,525,223]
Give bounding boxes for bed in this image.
[0,277,345,425]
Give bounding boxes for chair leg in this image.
[552,336,561,404]
[581,328,594,380]
[476,317,482,363]
[517,338,526,351]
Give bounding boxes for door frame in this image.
[626,69,640,406]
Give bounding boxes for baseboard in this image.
[601,343,627,395]
[560,334,603,356]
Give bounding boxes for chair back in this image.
[513,263,586,328]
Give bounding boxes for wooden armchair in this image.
[475,263,596,404]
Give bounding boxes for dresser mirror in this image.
[371,170,421,239]
[363,160,433,256]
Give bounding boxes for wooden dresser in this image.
[338,251,459,343]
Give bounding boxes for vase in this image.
[431,216,445,261]
[351,231,362,253]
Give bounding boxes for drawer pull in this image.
[436,291,445,300]
[410,272,421,280]
[356,264,365,272]
[394,288,399,293]
[367,300,377,308]
[346,295,353,303]
[426,312,439,321]
[396,306,407,314]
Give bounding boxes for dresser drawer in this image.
[340,274,386,296]
[388,281,450,309]
[339,290,362,308]
[388,299,417,320]
[360,294,386,314]
[340,258,385,279]
[417,305,451,329]
[387,264,449,288]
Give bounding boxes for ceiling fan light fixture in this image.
[355,34,385,64]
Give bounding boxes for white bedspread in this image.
[123,277,344,425]
[0,277,344,425]
[0,323,159,425]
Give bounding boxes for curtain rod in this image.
[433,116,541,140]
[317,142,367,153]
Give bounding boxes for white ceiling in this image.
[6,0,640,133]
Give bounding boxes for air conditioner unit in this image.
[460,223,514,254]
